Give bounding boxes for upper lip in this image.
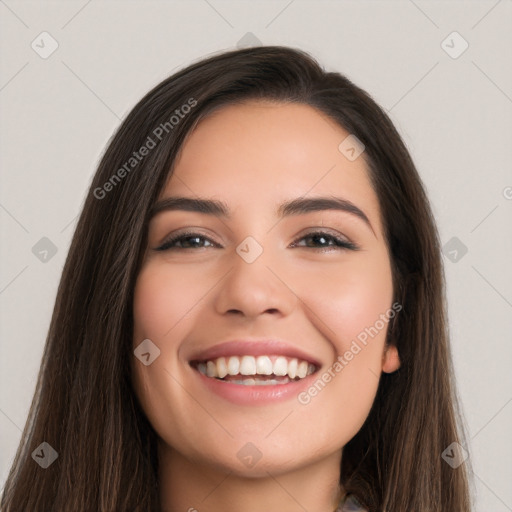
[188,339,322,367]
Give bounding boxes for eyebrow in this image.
[150,196,375,234]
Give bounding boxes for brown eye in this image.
[155,232,217,251]
[290,231,358,251]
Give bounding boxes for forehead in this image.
[160,100,382,230]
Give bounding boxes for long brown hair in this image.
[1,46,472,511]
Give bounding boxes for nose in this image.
[213,246,296,319]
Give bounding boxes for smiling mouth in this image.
[191,355,317,386]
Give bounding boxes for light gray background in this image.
[1,1,511,510]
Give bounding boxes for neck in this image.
[157,441,343,512]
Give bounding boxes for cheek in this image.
[293,248,394,357]
[337,259,393,360]
[131,265,187,430]
[133,261,207,342]
[291,248,393,431]
[131,264,203,448]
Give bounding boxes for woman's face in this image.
[131,100,400,477]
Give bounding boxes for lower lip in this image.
[193,368,318,405]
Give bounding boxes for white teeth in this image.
[216,357,228,378]
[197,362,207,375]
[196,354,317,382]
[240,355,257,375]
[287,358,298,379]
[206,360,217,378]
[256,355,273,375]
[227,377,291,386]
[273,356,288,376]
[297,360,308,379]
[227,356,240,375]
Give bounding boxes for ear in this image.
[382,344,401,373]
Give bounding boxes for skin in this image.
[131,100,401,512]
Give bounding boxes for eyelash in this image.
[154,230,359,252]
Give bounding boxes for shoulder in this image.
[337,493,369,512]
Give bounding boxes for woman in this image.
[1,46,472,511]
